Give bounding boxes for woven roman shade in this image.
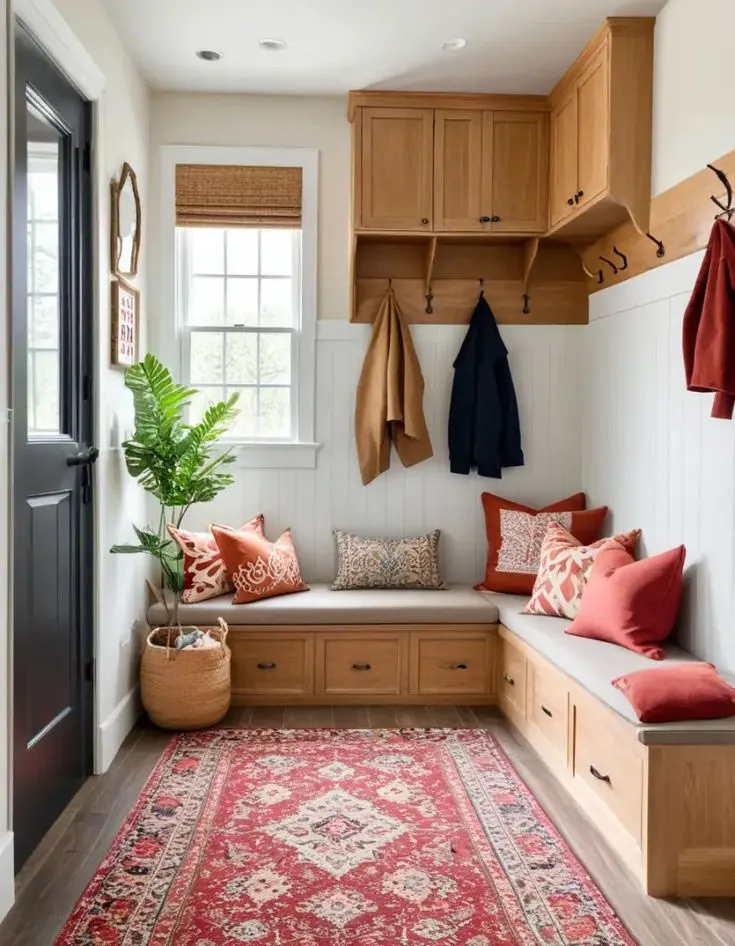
[175,164,302,228]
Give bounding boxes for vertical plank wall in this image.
[584,252,735,674]
[185,322,586,585]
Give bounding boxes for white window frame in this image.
[159,145,319,469]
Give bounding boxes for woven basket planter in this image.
[141,619,231,730]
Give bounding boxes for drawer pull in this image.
[503,673,515,686]
[589,765,611,784]
[450,663,468,670]
[541,705,553,718]
[257,662,276,670]
[352,663,372,671]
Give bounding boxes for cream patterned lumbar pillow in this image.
[331,530,445,590]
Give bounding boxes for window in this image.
[164,146,318,467]
[177,226,300,440]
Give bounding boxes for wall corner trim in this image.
[0,831,14,923]
[96,687,142,774]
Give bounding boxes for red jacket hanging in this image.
[683,219,735,419]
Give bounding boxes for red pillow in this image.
[477,492,608,595]
[167,516,265,603]
[566,540,686,659]
[612,664,735,723]
[212,526,309,604]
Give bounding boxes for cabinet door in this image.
[491,111,548,233]
[576,43,610,207]
[549,94,578,227]
[360,107,434,230]
[433,109,486,231]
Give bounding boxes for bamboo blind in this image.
[175,164,302,228]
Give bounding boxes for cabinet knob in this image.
[503,673,515,686]
[479,215,491,223]
[578,190,584,199]
[450,663,468,670]
[491,215,501,223]
[352,662,371,671]
[257,661,276,670]
[421,217,429,225]
[567,197,575,206]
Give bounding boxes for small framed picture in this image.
[111,277,140,368]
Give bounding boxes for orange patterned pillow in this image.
[167,516,265,603]
[525,522,641,618]
[211,526,309,604]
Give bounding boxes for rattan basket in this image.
[141,618,231,730]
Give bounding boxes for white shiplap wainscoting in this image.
[584,252,735,675]
[184,321,586,585]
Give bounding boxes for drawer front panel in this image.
[322,638,403,694]
[527,661,569,761]
[574,699,644,843]
[231,636,313,695]
[499,637,527,719]
[415,637,490,695]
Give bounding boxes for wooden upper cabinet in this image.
[433,109,488,232]
[547,18,655,238]
[491,111,548,233]
[358,107,434,230]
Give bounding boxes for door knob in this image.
[67,446,99,466]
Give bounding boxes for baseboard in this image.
[0,831,14,923]
[95,686,142,774]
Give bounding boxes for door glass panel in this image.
[26,99,62,436]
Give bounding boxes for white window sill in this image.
[229,441,320,470]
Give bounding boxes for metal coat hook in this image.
[599,254,619,275]
[582,261,604,284]
[425,286,434,315]
[522,293,531,315]
[707,163,735,220]
[612,246,628,271]
[645,232,665,258]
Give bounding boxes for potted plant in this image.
[111,353,240,729]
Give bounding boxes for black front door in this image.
[12,24,95,871]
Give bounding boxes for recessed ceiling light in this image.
[196,49,222,61]
[442,38,467,51]
[259,38,287,51]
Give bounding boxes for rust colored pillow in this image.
[211,526,309,604]
[167,516,265,603]
[477,491,608,595]
[612,664,735,723]
[567,540,686,660]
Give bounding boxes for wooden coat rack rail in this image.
[350,234,588,325]
[581,147,735,293]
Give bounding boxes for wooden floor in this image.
[1,705,734,946]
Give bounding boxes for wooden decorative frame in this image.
[111,277,140,368]
[110,162,141,277]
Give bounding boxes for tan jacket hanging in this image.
[355,289,433,485]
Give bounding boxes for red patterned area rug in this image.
[56,729,636,945]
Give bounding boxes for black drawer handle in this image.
[352,663,371,671]
[590,765,611,784]
[257,662,276,670]
[450,663,468,670]
[503,673,515,686]
[541,705,553,718]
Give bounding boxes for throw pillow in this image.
[211,526,309,604]
[566,540,686,660]
[167,515,265,603]
[332,530,444,590]
[525,522,642,619]
[612,664,735,723]
[477,492,608,595]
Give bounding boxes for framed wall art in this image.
[111,277,139,368]
[110,162,141,277]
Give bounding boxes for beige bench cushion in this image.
[147,583,500,628]
[483,592,735,746]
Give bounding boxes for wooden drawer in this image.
[411,633,492,696]
[573,695,644,845]
[230,634,314,696]
[318,634,405,695]
[499,636,526,721]
[526,661,569,765]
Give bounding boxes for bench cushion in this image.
[147,583,500,627]
[483,592,735,745]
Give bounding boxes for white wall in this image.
[652,0,735,194]
[42,0,152,769]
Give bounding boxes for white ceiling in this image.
[103,0,667,96]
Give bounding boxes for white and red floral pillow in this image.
[524,522,641,619]
[211,526,309,604]
[167,515,265,603]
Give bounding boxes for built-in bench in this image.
[147,583,735,897]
